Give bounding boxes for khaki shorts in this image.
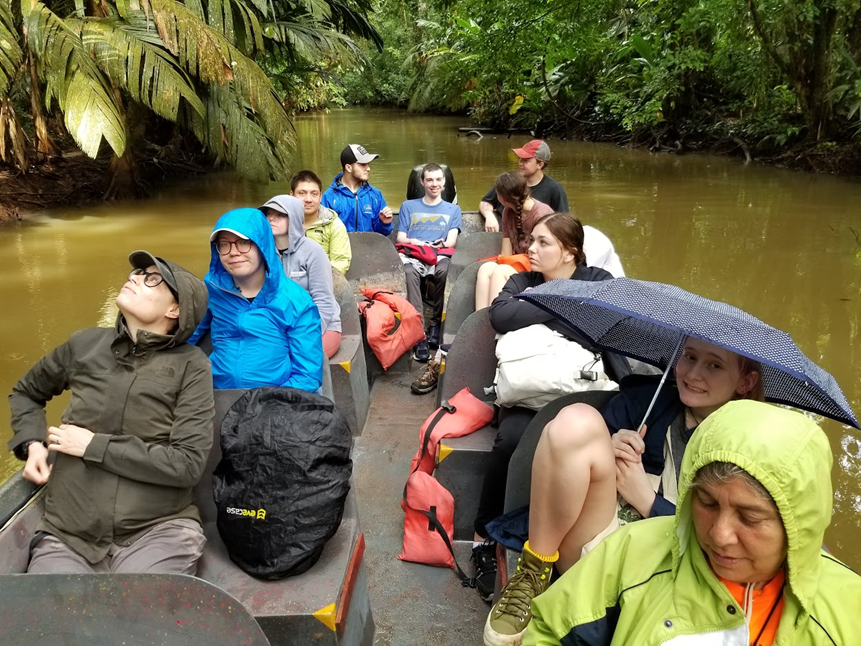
[580,515,622,558]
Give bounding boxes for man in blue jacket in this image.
[322,144,393,235]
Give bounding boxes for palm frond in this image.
[71,15,205,122]
[22,0,126,157]
[143,0,293,178]
[264,18,364,64]
[141,0,234,85]
[191,82,287,182]
[0,0,24,97]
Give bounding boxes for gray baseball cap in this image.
[128,250,179,298]
[340,144,379,166]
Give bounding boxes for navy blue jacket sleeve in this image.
[649,495,676,518]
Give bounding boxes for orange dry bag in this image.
[358,289,426,370]
[399,388,494,574]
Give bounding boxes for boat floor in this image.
[353,367,487,645]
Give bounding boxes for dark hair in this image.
[422,163,443,179]
[291,170,323,192]
[533,212,586,264]
[495,172,529,237]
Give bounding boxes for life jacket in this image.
[358,289,425,370]
[399,388,494,574]
[396,243,455,266]
[477,253,531,272]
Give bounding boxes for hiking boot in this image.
[471,540,498,602]
[483,549,553,646]
[411,358,440,394]
[427,325,441,349]
[413,340,430,362]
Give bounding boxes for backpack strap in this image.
[402,400,473,586]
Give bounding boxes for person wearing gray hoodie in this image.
[262,195,342,358]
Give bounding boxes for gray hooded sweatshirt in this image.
[262,195,342,334]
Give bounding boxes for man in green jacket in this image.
[291,169,352,274]
[523,401,861,645]
[8,251,214,574]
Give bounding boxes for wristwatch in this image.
[14,440,46,461]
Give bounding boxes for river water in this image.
[1,107,860,568]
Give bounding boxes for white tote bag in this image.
[494,324,618,410]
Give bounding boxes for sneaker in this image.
[427,325,441,349]
[483,549,552,646]
[411,358,440,394]
[412,339,430,362]
[471,540,497,602]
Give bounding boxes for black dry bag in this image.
[212,387,352,579]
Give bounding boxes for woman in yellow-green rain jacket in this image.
[525,400,861,645]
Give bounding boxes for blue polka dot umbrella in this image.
[518,277,859,429]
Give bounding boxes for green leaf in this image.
[74,15,206,121]
[23,0,127,158]
[630,34,653,66]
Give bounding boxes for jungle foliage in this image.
[343,0,861,156]
[0,0,379,188]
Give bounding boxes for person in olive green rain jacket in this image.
[8,251,214,575]
[290,169,352,274]
[524,400,861,646]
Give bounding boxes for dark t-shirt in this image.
[482,174,569,215]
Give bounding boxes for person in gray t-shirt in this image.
[479,140,569,231]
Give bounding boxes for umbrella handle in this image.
[636,335,685,434]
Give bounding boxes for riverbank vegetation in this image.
[0,0,378,218]
[340,0,861,174]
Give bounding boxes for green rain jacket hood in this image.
[674,400,833,615]
[525,400,861,646]
[9,256,214,564]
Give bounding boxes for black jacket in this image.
[489,264,631,381]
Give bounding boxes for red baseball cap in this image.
[512,140,551,162]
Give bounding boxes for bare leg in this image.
[475,261,499,310]
[486,264,518,305]
[527,403,617,572]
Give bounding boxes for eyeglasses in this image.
[128,268,167,289]
[215,239,253,255]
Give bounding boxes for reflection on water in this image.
[1,107,860,568]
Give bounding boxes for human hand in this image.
[615,457,655,518]
[47,424,95,458]
[23,442,51,485]
[612,426,647,464]
[379,206,393,223]
[484,214,500,232]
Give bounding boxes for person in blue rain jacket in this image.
[190,208,324,392]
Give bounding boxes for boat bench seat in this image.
[449,232,501,285]
[330,270,370,435]
[194,388,374,645]
[344,233,406,298]
[433,308,497,540]
[441,260,486,347]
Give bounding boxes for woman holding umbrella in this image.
[524,401,861,645]
[484,337,764,646]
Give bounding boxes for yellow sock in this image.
[524,540,559,563]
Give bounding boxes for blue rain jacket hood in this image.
[261,195,341,333]
[322,173,392,235]
[191,208,324,391]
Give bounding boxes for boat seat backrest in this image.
[344,232,406,296]
[441,260,486,342]
[333,268,361,336]
[448,231,501,284]
[504,390,617,513]
[439,308,496,403]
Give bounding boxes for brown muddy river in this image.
[1,107,860,568]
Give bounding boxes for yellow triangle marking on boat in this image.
[394,312,402,320]
[439,445,454,462]
[440,359,445,375]
[339,360,351,373]
[441,311,446,322]
[313,602,337,631]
